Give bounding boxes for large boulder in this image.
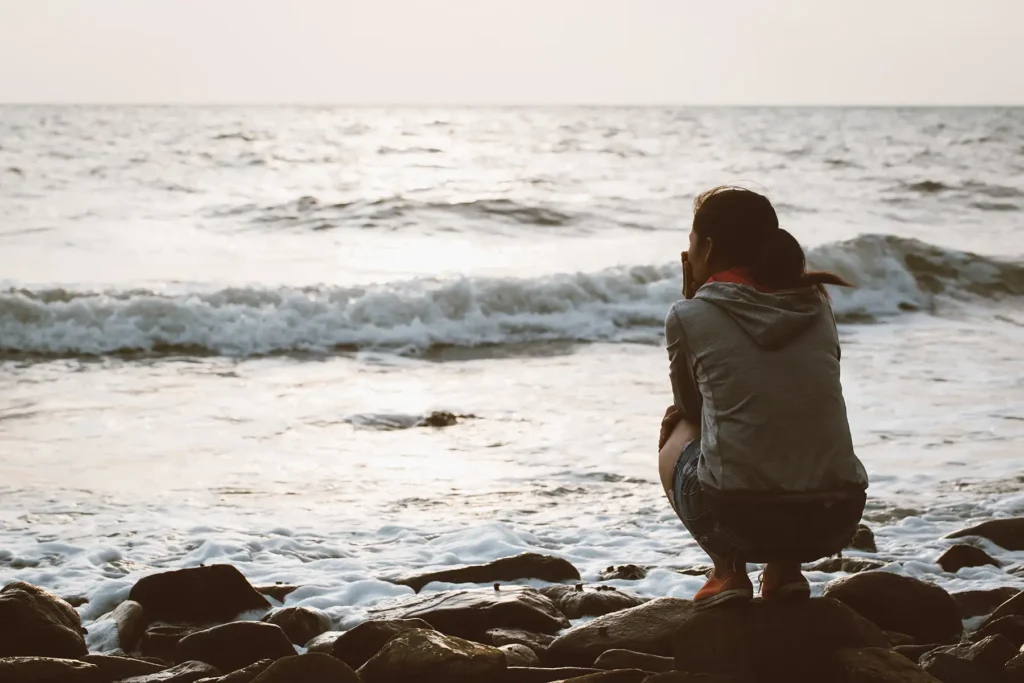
[945,518,1024,550]
[391,553,581,592]
[117,660,222,682]
[128,565,270,624]
[834,647,941,682]
[81,653,166,679]
[0,657,98,682]
[981,590,1024,628]
[0,582,87,658]
[594,649,674,672]
[937,545,1000,573]
[486,628,556,657]
[329,618,433,670]
[176,622,295,673]
[368,587,569,642]
[823,571,962,644]
[260,607,330,646]
[537,586,646,619]
[249,653,359,683]
[500,643,540,667]
[545,597,694,667]
[951,587,1020,619]
[356,628,506,683]
[671,598,889,682]
[920,650,1001,683]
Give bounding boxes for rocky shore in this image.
[1,519,1023,683]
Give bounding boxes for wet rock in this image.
[883,631,916,647]
[969,615,1024,648]
[487,628,556,656]
[1007,653,1024,683]
[0,582,87,658]
[671,565,715,577]
[671,597,889,681]
[392,553,580,592]
[599,565,647,581]
[303,631,344,653]
[329,618,433,670]
[128,565,270,624]
[981,589,1024,627]
[894,644,942,663]
[945,517,1024,550]
[176,622,295,673]
[553,671,648,683]
[254,585,298,603]
[835,647,941,682]
[194,659,271,683]
[0,656,98,682]
[594,649,673,672]
[806,557,887,574]
[118,660,222,683]
[1009,564,1024,576]
[62,595,89,608]
[250,653,359,683]
[537,585,646,619]
[823,571,962,644]
[260,606,330,646]
[932,634,1018,671]
[356,628,506,683]
[937,544,1000,573]
[500,643,540,666]
[848,525,877,553]
[368,587,569,642]
[643,675,742,683]
[500,667,602,683]
[103,599,147,652]
[138,625,201,662]
[951,587,1020,619]
[545,597,694,667]
[920,650,1000,683]
[82,653,165,679]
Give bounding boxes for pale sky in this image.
[0,0,1022,105]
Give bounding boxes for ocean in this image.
[1,106,1022,644]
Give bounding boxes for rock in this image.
[981,590,1024,628]
[368,588,569,642]
[487,628,556,656]
[937,544,1001,573]
[250,653,359,683]
[356,628,506,683]
[103,600,147,652]
[254,585,298,603]
[0,582,87,658]
[537,585,646,619]
[138,625,201,662]
[1007,654,1024,683]
[545,598,694,667]
[671,597,889,681]
[418,411,460,427]
[194,659,272,683]
[894,645,942,663]
[807,557,888,574]
[393,553,581,593]
[835,647,941,682]
[304,631,344,653]
[931,634,1018,671]
[969,615,1024,648]
[176,622,295,673]
[945,517,1024,550]
[823,571,962,644]
[920,651,1001,683]
[883,632,916,647]
[329,619,433,670]
[260,607,330,646]
[849,525,878,553]
[643,675,742,683]
[501,643,541,667]
[117,661,222,683]
[671,565,715,577]
[1010,564,1024,576]
[0,657,98,682]
[599,566,647,581]
[594,649,673,672]
[501,668,602,683]
[81,653,165,679]
[951,587,1021,619]
[128,565,270,624]
[552,671,648,683]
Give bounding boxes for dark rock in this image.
[487,628,556,656]
[883,631,916,647]
[671,565,715,577]
[981,590,1024,628]
[807,557,887,574]
[552,671,648,683]
[969,615,1024,648]
[920,650,1000,683]
[82,653,165,679]
[643,675,742,683]
[250,653,359,683]
[835,647,941,682]
[537,585,646,619]
[893,644,942,663]
[63,595,89,608]
[368,587,569,642]
[330,618,432,670]
[176,622,294,673]
[1009,564,1024,576]
[0,657,98,682]
[260,607,329,646]
[392,553,581,592]
[254,585,298,603]
[951,587,1020,619]
[932,634,1018,671]
[500,667,602,683]
[546,597,694,667]
[118,660,222,683]
[945,517,1024,550]
[303,631,344,653]
[937,544,1001,573]
[418,411,460,427]
[128,565,270,624]
[671,597,889,682]
[138,625,201,662]
[823,571,962,644]
[599,565,647,581]
[105,600,146,652]
[594,649,673,672]
[500,643,540,667]
[0,582,87,658]
[1007,653,1024,683]
[849,525,878,553]
[356,628,506,683]
[194,659,272,683]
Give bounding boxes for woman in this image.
[659,186,868,609]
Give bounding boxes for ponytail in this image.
[751,228,852,290]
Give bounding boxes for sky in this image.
[0,0,1022,105]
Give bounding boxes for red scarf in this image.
[705,267,776,293]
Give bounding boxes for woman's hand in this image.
[659,404,681,451]
[681,251,697,300]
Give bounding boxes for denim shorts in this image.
[671,439,866,563]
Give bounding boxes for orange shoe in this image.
[759,564,810,602]
[694,568,754,610]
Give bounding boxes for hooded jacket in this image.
[665,281,869,498]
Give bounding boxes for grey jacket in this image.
[666,282,869,498]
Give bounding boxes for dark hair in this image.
[692,186,851,290]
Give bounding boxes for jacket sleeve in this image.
[665,305,703,422]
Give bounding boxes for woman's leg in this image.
[658,417,699,499]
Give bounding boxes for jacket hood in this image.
[695,282,825,349]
